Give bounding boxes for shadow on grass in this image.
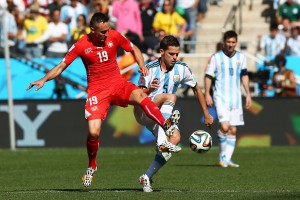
[175,164,219,167]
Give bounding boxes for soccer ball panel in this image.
[189,130,212,153]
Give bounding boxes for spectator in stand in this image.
[268,54,297,96]
[0,4,18,55]
[176,0,199,53]
[48,0,66,16]
[286,26,300,55]
[278,18,292,38]
[33,8,68,58]
[60,0,88,47]
[0,0,26,16]
[152,0,187,39]
[71,14,90,43]
[277,0,300,27]
[88,0,111,22]
[139,0,158,54]
[259,23,286,57]
[112,0,143,44]
[23,4,48,59]
[197,0,207,23]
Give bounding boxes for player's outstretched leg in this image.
[163,110,180,136]
[139,174,153,192]
[82,167,96,187]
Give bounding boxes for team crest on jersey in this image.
[173,75,180,82]
[85,47,92,54]
[108,41,114,48]
[236,60,240,66]
[91,106,98,111]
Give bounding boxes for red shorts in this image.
[85,79,139,121]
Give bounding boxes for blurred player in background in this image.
[205,30,252,168]
[27,12,180,187]
[135,35,213,192]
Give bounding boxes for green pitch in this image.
[0,146,299,200]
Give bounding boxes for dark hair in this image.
[90,12,109,28]
[216,42,223,51]
[223,30,238,42]
[77,14,87,26]
[274,54,286,66]
[270,23,278,31]
[160,35,180,50]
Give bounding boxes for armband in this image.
[241,69,248,76]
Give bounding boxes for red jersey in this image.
[63,29,133,94]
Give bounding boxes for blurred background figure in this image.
[259,23,286,57]
[33,8,68,58]
[23,4,48,59]
[0,4,18,56]
[152,0,187,41]
[60,0,88,47]
[51,76,69,99]
[139,0,158,54]
[112,0,143,46]
[71,14,90,44]
[176,0,199,53]
[285,26,300,56]
[268,54,297,97]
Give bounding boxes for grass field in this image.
[0,146,299,200]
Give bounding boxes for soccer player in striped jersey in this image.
[135,35,213,192]
[205,30,252,168]
[27,12,180,188]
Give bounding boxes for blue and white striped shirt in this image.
[138,58,197,100]
[206,50,247,109]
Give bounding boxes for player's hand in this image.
[138,65,149,76]
[245,95,252,110]
[26,80,45,91]
[204,113,213,129]
[205,93,213,107]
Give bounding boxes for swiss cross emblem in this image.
[108,41,113,48]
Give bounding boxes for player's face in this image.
[160,46,180,68]
[223,37,237,55]
[90,22,110,44]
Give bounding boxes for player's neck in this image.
[159,58,168,72]
[223,49,236,58]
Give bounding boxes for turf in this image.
[0,146,299,200]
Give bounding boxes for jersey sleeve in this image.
[62,42,80,65]
[182,65,197,87]
[115,31,133,52]
[206,54,217,76]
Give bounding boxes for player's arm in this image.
[241,69,252,109]
[131,44,149,76]
[192,83,213,127]
[27,62,68,91]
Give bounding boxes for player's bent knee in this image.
[168,94,177,102]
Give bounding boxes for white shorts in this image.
[216,106,244,126]
[133,105,156,132]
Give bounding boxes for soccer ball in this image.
[189,130,212,153]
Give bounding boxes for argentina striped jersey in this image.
[138,58,197,100]
[206,50,247,109]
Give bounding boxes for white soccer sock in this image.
[218,130,227,160]
[156,101,175,145]
[225,134,236,162]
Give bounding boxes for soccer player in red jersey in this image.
[27,12,180,187]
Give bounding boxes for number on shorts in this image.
[88,96,98,106]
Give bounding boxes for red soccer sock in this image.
[140,97,165,126]
[86,136,99,170]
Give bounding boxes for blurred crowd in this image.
[257,0,300,97]
[0,0,218,59]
